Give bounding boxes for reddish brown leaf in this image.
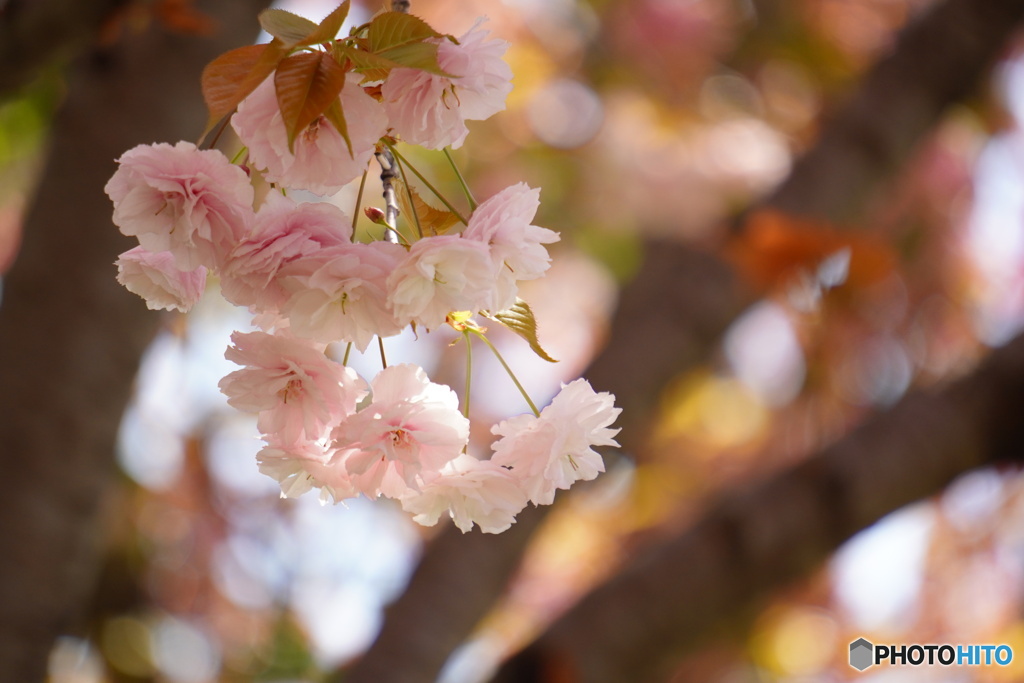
[274,52,349,152]
[323,99,353,157]
[200,40,289,139]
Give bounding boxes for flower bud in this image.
[364,206,388,225]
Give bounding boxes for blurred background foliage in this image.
[5,0,1024,680]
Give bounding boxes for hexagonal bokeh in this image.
[849,638,874,671]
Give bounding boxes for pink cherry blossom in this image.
[491,379,621,505]
[400,453,528,533]
[219,193,353,311]
[219,330,368,445]
[105,141,254,270]
[257,439,361,503]
[332,364,469,498]
[280,240,406,349]
[387,235,495,329]
[462,182,560,311]
[382,20,513,150]
[115,246,206,312]
[232,73,388,195]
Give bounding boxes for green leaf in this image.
[274,52,348,152]
[378,41,448,75]
[303,1,351,45]
[365,13,456,76]
[259,9,319,47]
[367,12,442,53]
[485,299,558,363]
[335,43,403,83]
[200,41,289,140]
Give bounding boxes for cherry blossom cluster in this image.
[106,8,620,533]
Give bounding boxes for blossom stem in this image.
[377,336,389,369]
[463,330,473,419]
[229,146,248,165]
[389,149,424,238]
[201,115,232,150]
[386,143,468,225]
[342,342,353,366]
[351,168,369,235]
[474,331,540,416]
[444,147,477,211]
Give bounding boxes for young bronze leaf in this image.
[485,299,558,363]
[200,41,288,139]
[395,178,460,235]
[323,99,353,157]
[259,8,319,47]
[303,0,350,45]
[367,12,442,54]
[274,52,348,152]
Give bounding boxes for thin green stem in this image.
[351,168,369,235]
[463,331,473,419]
[377,336,388,369]
[474,331,540,417]
[381,224,411,247]
[389,150,423,239]
[386,143,468,225]
[342,342,353,366]
[444,147,477,211]
[229,146,249,165]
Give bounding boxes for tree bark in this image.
[0,0,129,100]
[0,2,268,680]
[345,0,1024,679]
[765,0,1024,223]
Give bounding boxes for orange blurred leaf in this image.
[154,0,217,36]
[728,209,896,292]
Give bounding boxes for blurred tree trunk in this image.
[0,2,268,681]
[345,0,1024,680]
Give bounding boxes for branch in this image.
[492,331,1024,682]
[375,149,402,243]
[0,2,270,680]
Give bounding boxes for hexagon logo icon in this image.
[850,638,874,671]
